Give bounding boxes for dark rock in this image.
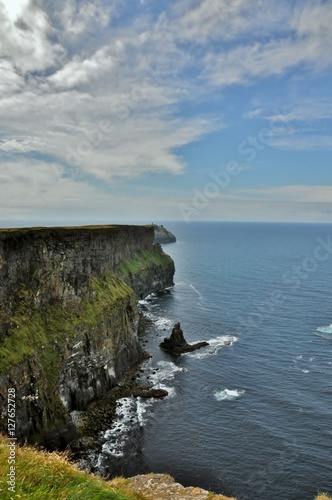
[159,322,209,356]
[132,387,168,399]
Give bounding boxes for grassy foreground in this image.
[0,435,142,500]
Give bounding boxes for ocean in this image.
[79,222,332,499]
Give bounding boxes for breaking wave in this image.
[185,335,238,359]
[214,389,245,401]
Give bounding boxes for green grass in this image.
[120,250,173,276]
[0,248,171,374]
[0,435,144,499]
[0,272,134,374]
[0,272,137,438]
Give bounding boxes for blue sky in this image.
[0,0,332,224]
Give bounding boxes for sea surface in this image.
[91,221,332,500]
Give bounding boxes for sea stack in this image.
[160,322,209,355]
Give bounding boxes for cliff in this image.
[0,225,174,449]
[153,224,176,244]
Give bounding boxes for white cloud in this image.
[178,186,332,223]
[0,158,188,221]
[266,135,332,151]
[0,0,64,73]
[1,0,30,23]
[0,158,106,212]
[69,115,214,180]
[293,1,332,40]
[235,185,332,204]
[175,0,290,44]
[243,108,263,119]
[267,99,332,123]
[205,33,331,87]
[1,0,332,221]
[0,137,45,153]
[48,46,115,90]
[50,0,113,44]
[201,0,332,87]
[0,60,24,95]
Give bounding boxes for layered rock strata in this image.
[0,225,174,448]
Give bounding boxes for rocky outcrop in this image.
[0,225,174,449]
[126,474,236,499]
[153,224,176,244]
[160,322,209,355]
[131,387,168,398]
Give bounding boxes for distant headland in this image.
[153,224,176,244]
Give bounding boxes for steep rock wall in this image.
[0,225,174,448]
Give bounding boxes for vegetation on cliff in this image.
[0,273,135,374]
[0,225,174,447]
[0,271,139,446]
[120,248,173,276]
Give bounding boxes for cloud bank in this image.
[0,0,331,220]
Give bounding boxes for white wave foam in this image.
[154,317,173,330]
[317,324,332,334]
[100,395,153,458]
[185,335,238,359]
[190,284,202,297]
[142,311,173,330]
[136,358,184,403]
[156,384,177,398]
[138,299,150,306]
[315,332,332,341]
[151,360,185,382]
[101,397,136,457]
[136,397,153,427]
[293,355,312,373]
[139,360,185,397]
[214,388,245,401]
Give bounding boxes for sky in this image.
[0,0,332,224]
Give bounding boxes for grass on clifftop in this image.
[0,435,143,500]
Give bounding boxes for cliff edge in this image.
[0,225,174,449]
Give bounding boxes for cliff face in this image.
[0,225,174,448]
